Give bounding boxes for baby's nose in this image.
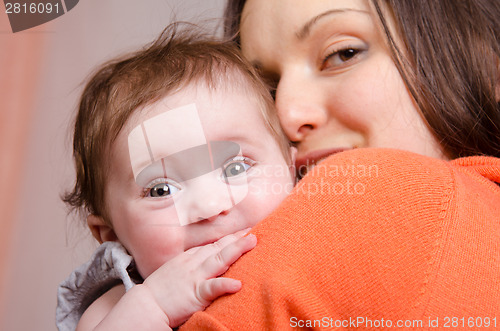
[178,172,235,225]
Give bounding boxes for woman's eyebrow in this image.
[296,8,369,40]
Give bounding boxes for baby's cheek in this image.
[132,233,185,279]
[134,255,158,279]
[244,176,291,220]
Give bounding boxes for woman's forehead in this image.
[239,0,375,60]
[240,0,372,34]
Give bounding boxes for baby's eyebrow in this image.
[134,141,241,186]
[128,103,207,180]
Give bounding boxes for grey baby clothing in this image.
[56,241,142,331]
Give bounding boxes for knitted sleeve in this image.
[181,148,500,330]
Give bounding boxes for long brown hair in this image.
[224,0,500,158]
[64,23,288,223]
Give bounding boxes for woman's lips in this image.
[295,148,348,176]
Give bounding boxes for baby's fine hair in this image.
[63,23,289,224]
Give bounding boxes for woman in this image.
[181,0,500,329]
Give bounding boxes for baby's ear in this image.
[87,214,118,243]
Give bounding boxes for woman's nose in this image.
[178,173,234,225]
[274,74,327,143]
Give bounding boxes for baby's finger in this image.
[214,227,252,247]
[185,228,252,258]
[201,233,257,278]
[207,228,253,252]
[196,278,242,304]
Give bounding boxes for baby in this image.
[56,25,295,330]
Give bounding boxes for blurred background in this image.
[0,1,225,329]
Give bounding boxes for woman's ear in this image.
[87,214,118,244]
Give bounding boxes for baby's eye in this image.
[222,157,255,178]
[145,181,180,198]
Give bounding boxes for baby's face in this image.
[104,81,294,278]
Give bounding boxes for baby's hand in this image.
[142,228,257,327]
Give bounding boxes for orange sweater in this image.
[182,148,500,330]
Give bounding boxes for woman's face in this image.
[240,0,445,173]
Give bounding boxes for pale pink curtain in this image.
[0,13,45,320]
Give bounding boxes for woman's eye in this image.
[223,157,255,178]
[321,47,362,71]
[338,48,358,61]
[146,182,180,198]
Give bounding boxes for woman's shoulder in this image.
[313,147,450,178]
[317,147,500,179]
[287,147,499,226]
[295,148,454,203]
[309,147,500,200]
